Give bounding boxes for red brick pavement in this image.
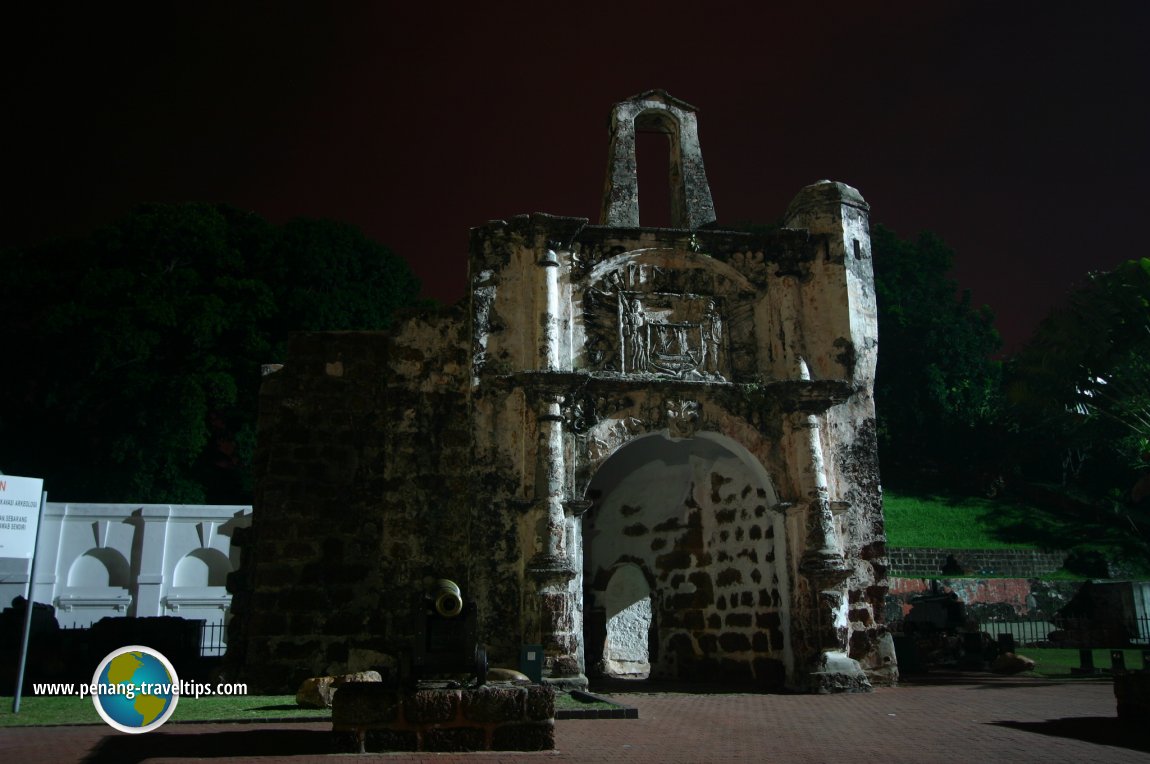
[1,677,1147,763]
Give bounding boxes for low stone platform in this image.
[331,682,555,753]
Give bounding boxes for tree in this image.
[1007,258,1150,560]
[870,225,1003,486]
[0,203,421,503]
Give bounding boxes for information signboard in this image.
[0,475,45,558]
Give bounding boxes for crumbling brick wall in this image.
[229,309,473,691]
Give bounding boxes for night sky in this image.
[6,2,1148,350]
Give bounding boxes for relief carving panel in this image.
[584,289,728,381]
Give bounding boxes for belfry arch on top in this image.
[600,90,717,230]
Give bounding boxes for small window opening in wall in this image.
[637,129,672,228]
[853,239,862,259]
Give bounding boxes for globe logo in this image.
[91,645,180,733]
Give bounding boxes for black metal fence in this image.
[200,621,228,657]
[889,615,1150,649]
[61,619,228,657]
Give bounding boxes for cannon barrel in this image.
[432,579,463,618]
[410,577,485,687]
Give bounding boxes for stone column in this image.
[538,247,561,371]
[786,399,868,693]
[524,393,584,687]
[798,412,844,568]
[533,395,566,562]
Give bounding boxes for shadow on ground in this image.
[897,672,1095,690]
[989,718,1150,754]
[84,726,333,763]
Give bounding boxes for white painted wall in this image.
[0,504,251,630]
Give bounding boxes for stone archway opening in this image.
[601,563,653,678]
[581,431,789,684]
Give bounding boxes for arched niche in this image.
[67,548,130,588]
[173,548,232,588]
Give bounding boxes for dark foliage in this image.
[0,203,420,503]
[1006,258,1150,564]
[871,225,1003,488]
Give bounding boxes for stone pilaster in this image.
[525,393,585,687]
[131,506,171,618]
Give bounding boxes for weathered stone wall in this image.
[888,548,1067,578]
[233,91,894,694]
[468,198,889,691]
[230,311,473,691]
[885,577,1082,621]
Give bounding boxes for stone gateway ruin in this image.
[228,91,896,693]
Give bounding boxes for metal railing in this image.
[890,615,1150,649]
[199,621,228,657]
[60,620,229,658]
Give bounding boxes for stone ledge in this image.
[332,683,555,752]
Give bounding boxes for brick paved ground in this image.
[1,676,1147,763]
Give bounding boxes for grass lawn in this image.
[883,487,1148,578]
[0,695,327,727]
[1023,648,1148,678]
[554,692,616,712]
[883,490,1042,549]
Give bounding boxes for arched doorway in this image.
[600,562,653,678]
[582,431,790,684]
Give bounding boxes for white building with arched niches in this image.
[0,503,251,629]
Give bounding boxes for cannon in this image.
[408,579,487,687]
[903,589,967,634]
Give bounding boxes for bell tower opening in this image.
[636,117,674,228]
[600,89,717,230]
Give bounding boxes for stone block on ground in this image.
[525,684,556,720]
[990,652,1035,674]
[487,667,530,682]
[329,682,401,725]
[331,684,556,752]
[462,685,525,723]
[296,670,382,708]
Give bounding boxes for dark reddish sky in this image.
[6,2,1148,350]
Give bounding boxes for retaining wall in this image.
[888,547,1065,578]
